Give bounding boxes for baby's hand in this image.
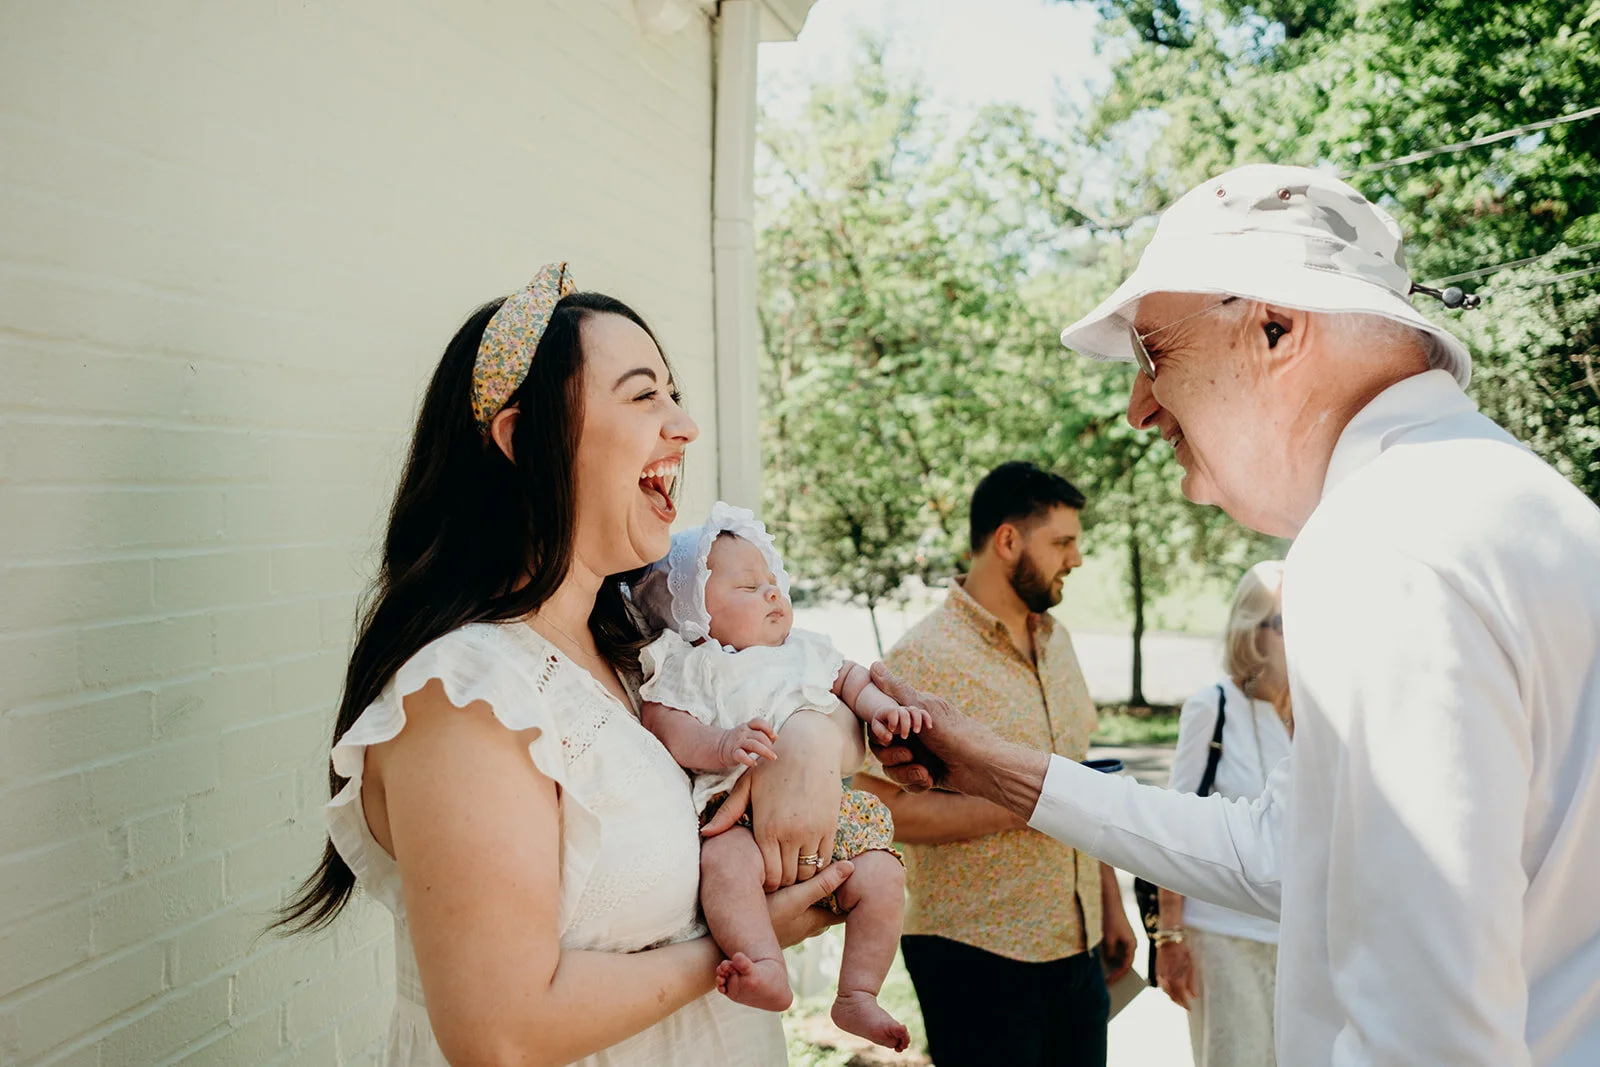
[715,720,779,769]
[868,704,932,746]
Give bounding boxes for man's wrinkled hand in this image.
[866,663,976,793]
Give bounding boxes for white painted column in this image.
[712,0,764,512]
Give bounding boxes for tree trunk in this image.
[1130,535,1147,707]
[867,599,885,660]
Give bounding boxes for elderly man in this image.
[872,164,1600,1067]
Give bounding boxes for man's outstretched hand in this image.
[866,662,983,795]
[867,663,1053,828]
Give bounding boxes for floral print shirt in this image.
[882,578,1103,962]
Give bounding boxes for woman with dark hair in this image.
[275,265,856,1066]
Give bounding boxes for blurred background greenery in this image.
[758,0,1599,707]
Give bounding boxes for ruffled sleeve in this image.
[324,623,602,932]
[638,629,723,727]
[785,628,848,710]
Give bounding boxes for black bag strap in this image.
[1135,683,1229,987]
[1196,684,1227,798]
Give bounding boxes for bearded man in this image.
[857,461,1137,1067]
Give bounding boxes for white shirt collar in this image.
[1320,369,1478,499]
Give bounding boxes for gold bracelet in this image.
[1152,928,1187,947]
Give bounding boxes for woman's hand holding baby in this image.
[766,858,853,946]
[702,710,848,888]
[715,720,779,768]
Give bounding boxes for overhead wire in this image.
[1088,105,1600,230]
[1353,104,1600,174]
[1088,108,1600,300]
[1492,263,1600,292]
[1428,241,1600,285]
[766,110,1600,288]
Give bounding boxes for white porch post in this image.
[711,0,764,512]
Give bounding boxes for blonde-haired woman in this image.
[1155,561,1292,1067]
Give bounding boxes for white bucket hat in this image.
[1058,163,1473,386]
[629,501,791,643]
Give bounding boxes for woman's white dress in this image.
[325,621,787,1066]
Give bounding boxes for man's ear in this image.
[1261,305,1299,351]
[1257,305,1309,378]
[991,522,1022,563]
[489,406,519,462]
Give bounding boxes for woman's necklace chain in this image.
[531,612,637,711]
[532,612,603,666]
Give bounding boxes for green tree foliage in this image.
[1083,0,1600,499]
[758,57,1064,650]
[759,4,1597,688]
[757,50,1277,681]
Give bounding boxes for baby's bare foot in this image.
[831,989,910,1052]
[716,952,793,1011]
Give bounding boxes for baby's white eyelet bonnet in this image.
[630,501,791,643]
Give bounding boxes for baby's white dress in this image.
[325,621,786,1066]
[638,628,846,814]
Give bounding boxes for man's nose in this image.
[1126,372,1161,431]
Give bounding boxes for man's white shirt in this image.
[1166,677,1291,945]
[1029,370,1600,1066]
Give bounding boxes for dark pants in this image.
[900,934,1110,1067]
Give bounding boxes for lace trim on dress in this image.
[324,623,603,932]
[561,699,614,763]
[565,831,698,949]
[531,648,560,693]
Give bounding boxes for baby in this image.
[631,502,928,1052]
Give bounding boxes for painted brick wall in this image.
[0,2,720,1062]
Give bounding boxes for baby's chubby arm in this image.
[639,700,778,772]
[832,662,932,746]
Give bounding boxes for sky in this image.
[757,0,1110,121]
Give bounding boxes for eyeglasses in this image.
[1129,297,1240,381]
[1258,614,1283,635]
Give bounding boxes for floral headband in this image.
[471,262,577,431]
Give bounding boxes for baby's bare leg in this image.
[701,826,793,1011]
[829,850,910,1052]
